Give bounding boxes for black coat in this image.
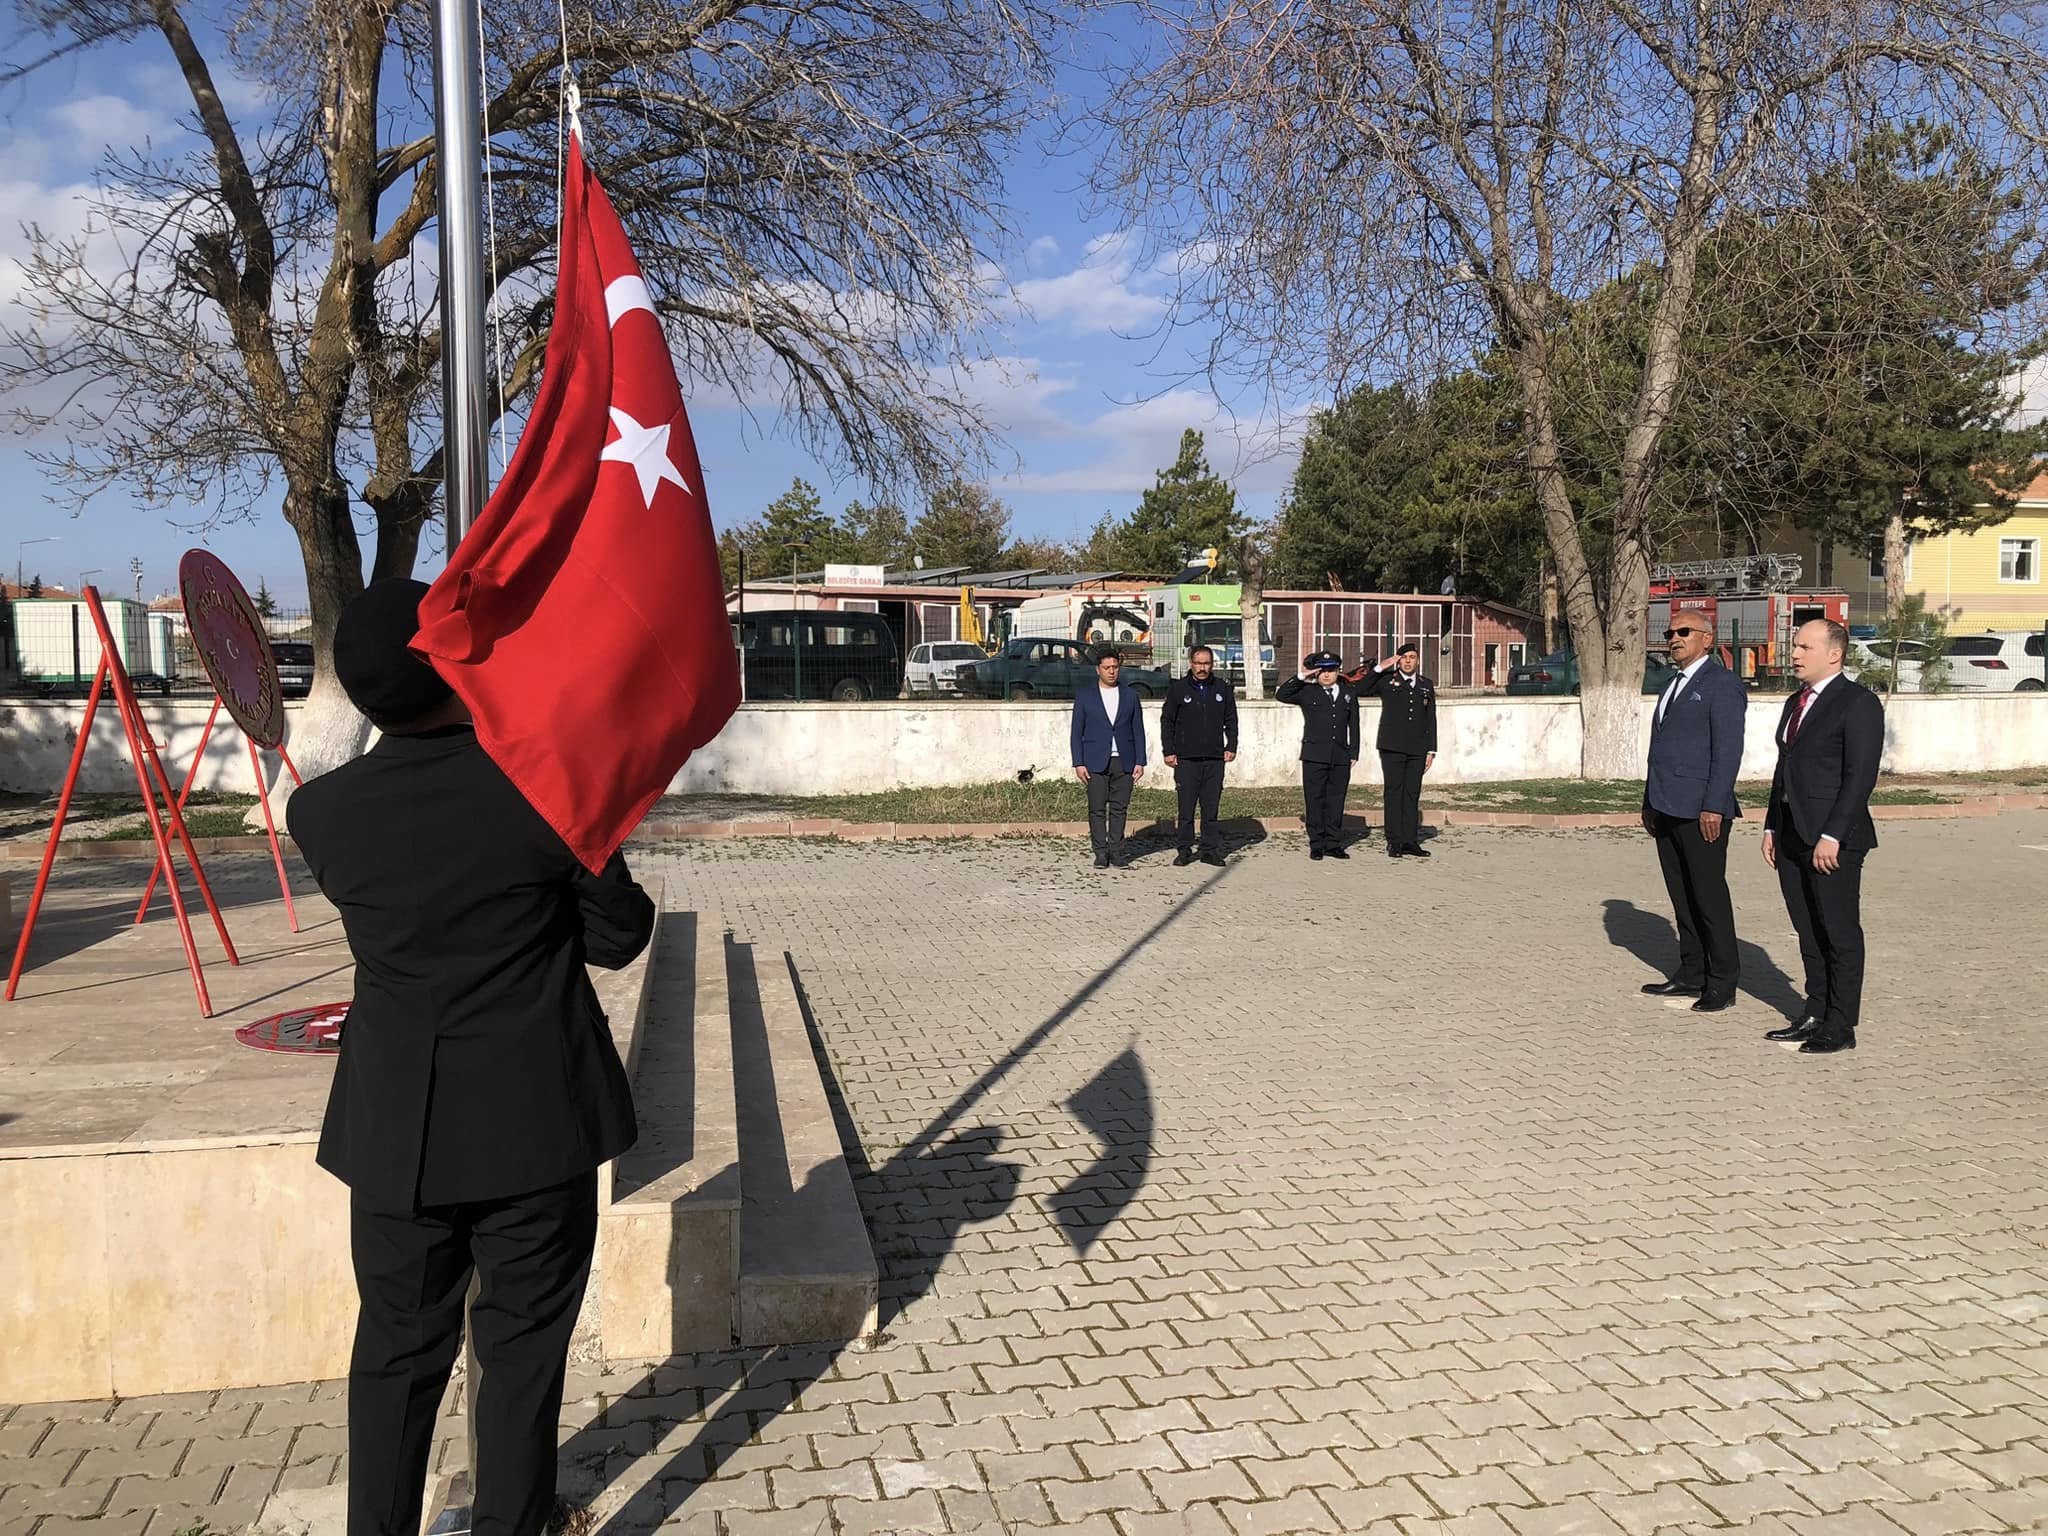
[1275,674,1361,763]
[1160,673,1239,759]
[287,727,655,1210]
[1766,675,1884,851]
[1358,665,1438,754]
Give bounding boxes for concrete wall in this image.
[5,692,2046,798]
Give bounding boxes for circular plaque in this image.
[179,550,286,749]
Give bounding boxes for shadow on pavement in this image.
[1601,897,1803,1018]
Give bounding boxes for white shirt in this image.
[1098,683,1122,732]
[1657,655,1711,723]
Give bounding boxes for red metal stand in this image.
[5,588,237,1016]
[135,695,300,933]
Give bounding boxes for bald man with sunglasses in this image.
[1640,606,1749,1014]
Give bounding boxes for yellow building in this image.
[1677,476,2048,635]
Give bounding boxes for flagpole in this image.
[433,0,490,550]
[428,1,489,1521]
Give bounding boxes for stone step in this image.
[598,907,741,1358]
[730,940,878,1347]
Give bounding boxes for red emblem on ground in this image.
[235,1001,348,1053]
[179,551,286,750]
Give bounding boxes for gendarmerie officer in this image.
[1275,650,1360,860]
[287,580,655,1536]
[1160,644,1239,866]
[1358,640,1438,859]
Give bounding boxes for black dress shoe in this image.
[1092,853,1110,868]
[1405,844,1432,858]
[1110,851,1131,868]
[1765,1017,1820,1042]
[1690,995,1737,1014]
[1326,847,1350,860]
[1641,980,1702,997]
[1309,849,1324,861]
[1173,850,1196,867]
[1200,852,1225,867]
[1799,1033,1856,1054]
[1388,848,1404,860]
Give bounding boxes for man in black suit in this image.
[1640,606,1749,1013]
[1762,618,1883,1055]
[1160,644,1238,867]
[1276,650,1360,860]
[1358,641,1438,859]
[287,580,655,1536]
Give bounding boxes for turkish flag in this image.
[413,132,739,871]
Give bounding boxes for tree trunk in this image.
[1578,677,1645,781]
[1883,505,1908,618]
[1540,554,1560,654]
[1228,548,1261,704]
[254,482,372,826]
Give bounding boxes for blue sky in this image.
[0,18,1301,607]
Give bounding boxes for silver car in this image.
[904,640,987,697]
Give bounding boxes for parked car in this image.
[1943,630,2046,692]
[955,638,1173,700]
[730,609,901,700]
[1850,638,1929,693]
[904,640,988,697]
[273,641,315,699]
[1504,648,1681,696]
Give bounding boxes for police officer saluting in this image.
[1359,640,1438,859]
[1161,644,1238,867]
[1276,650,1361,860]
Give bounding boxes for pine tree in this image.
[1086,429,1247,577]
[909,480,1011,570]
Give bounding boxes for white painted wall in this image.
[4,693,2045,798]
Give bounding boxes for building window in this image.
[2000,537,2039,584]
[1867,540,1913,582]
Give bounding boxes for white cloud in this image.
[1025,235,1061,272]
[1005,387,1316,499]
[1012,229,1170,336]
[47,95,179,155]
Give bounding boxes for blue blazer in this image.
[1644,657,1747,820]
[1070,683,1148,773]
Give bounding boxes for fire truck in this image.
[1648,555,1849,688]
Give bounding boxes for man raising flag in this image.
[290,126,735,1535]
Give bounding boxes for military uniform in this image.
[1160,670,1239,863]
[1276,653,1361,859]
[1359,645,1438,857]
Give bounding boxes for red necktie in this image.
[1787,685,1813,743]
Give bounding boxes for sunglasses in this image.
[1663,626,1703,640]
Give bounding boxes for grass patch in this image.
[1869,787,1953,805]
[85,806,260,841]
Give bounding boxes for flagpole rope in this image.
[473,0,511,478]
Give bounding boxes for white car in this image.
[1851,638,1929,693]
[1944,630,2046,693]
[904,640,988,697]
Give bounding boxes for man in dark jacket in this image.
[1276,650,1361,860]
[1358,641,1438,859]
[1640,605,1748,1013]
[1160,645,1239,867]
[287,580,655,1536]
[1070,647,1149,868]
[1761,618,1883,1054]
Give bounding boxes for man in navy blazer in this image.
[1760,619,1883,1054]
[1071,647,1148,867]
[1640,606,1748,1012]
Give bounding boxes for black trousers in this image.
[348,1171,599,1536]
[1379,750,1426,850]
[1776,831,1868,1038]
[1301,759,1352,853]
[1651,810,1739,998]
[1174,759,1226,852]
[1085,760,1134,854]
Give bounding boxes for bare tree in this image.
[3,0,1059,770]
[1087,0,2048,773]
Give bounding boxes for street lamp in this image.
[16,535,58,596]
[79,568,102,597]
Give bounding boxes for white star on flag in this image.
[599,407,690,506]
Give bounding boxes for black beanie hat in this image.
[332,579,453,725]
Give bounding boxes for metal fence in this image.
[1,599,315,699]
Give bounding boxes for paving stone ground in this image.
[7,813,2048,1536]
